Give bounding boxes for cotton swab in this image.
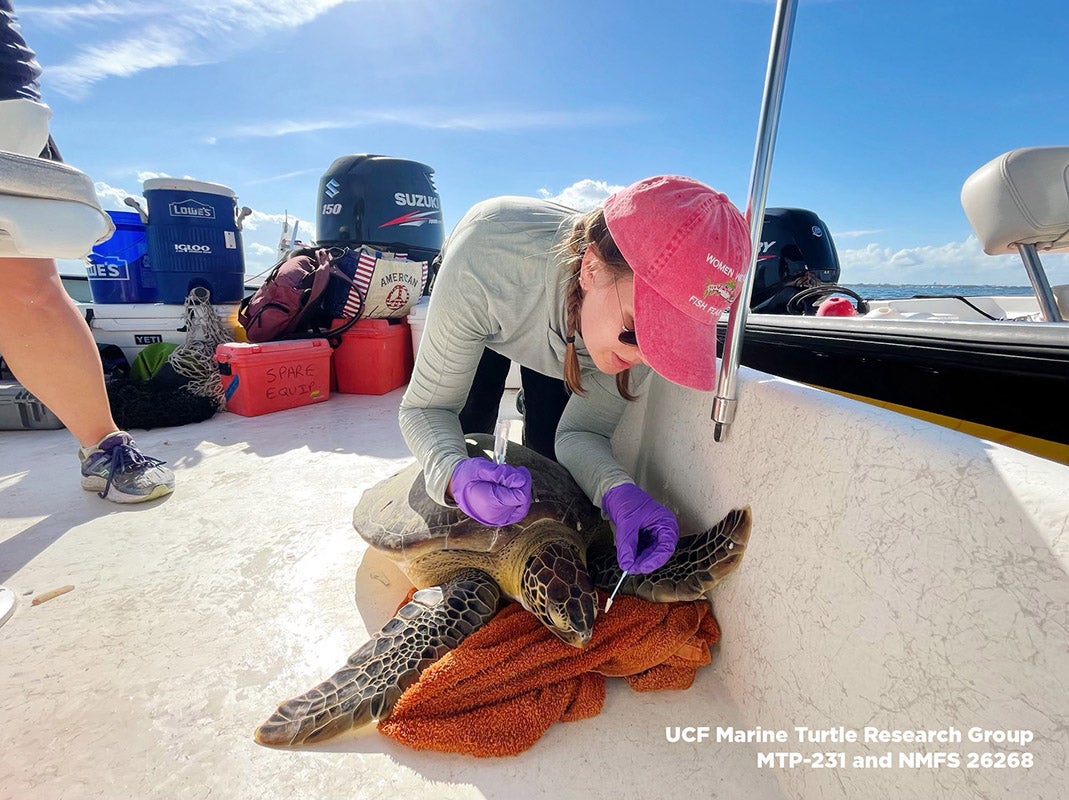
[604,570,628,612]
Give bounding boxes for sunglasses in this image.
[613,277,639,347]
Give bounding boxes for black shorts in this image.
[0,0,43,104]
[459,348,570,462]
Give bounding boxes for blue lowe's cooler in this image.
[143,178,245,304]
[84,210,157,303]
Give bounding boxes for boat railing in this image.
[1014,243,1063,323]
[713,0,799,442]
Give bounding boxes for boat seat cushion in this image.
[0,149,113,259]
[960,146,1069,255]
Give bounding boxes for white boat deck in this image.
[0,391,780,800]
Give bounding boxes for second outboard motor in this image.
[316,154,444,272]
[750,207,840,314]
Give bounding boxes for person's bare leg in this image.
[0,255,117,447]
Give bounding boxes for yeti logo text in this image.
[705,253,733,277]
[394,192,440,209]
[174,243,212,254]
[168,199,215,219]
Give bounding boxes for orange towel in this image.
[378,591,720,757]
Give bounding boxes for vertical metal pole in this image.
[1016,243,1063,322]
[712,0,799,442]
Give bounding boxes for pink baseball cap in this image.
[603,175,751,391]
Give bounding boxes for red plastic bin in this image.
[333,318,413,395]
[215,339,331,417]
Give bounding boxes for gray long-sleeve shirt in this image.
[398,196,647,507]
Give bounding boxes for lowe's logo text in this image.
[169,199,216,219]
[174,243,212,254]
[394,192,440,209]
[86,260,130,280]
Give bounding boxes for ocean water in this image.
[845,284,1033,301]
[60,271,1034,305]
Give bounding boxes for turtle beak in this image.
[552,585,597,649]
[522,540,598,648]
[551,624,593,649]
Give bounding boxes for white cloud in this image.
[29,0,356,97]
[93,180,141,210]
[241,208,313,236]
[19,2,166,25]
[214,108,638,141]
[220,119,355,140]
[838,236,1069,286]
[538,178,624,211]
[835,229,884,238]
[244,168,322,186]
[135,170,172,182]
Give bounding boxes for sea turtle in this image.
[256,434,751,746]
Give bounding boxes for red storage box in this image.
[215,339,331,417]
[333,318,413,395]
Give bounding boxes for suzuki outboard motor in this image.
[316,155,444,276]
[751,207,840,314]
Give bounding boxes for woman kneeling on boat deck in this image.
[399,175,750,574]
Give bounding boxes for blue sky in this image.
[18,0,1069,286]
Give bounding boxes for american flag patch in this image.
[343,248,379,317]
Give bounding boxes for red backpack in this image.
[238,248,362,343]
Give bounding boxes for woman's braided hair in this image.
[559,207,637,400]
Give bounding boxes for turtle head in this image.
[520,539,598,648]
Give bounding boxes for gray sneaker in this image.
[79,431,175,503]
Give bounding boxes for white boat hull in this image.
[0,372,1065,798]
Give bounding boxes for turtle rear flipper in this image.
[590,506,752,602]
[255,569,499,747]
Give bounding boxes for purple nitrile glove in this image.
[451,458,532,527]
[601,483,679,574]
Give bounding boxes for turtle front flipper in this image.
[255,568,499,747]
[589,506,752,603]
